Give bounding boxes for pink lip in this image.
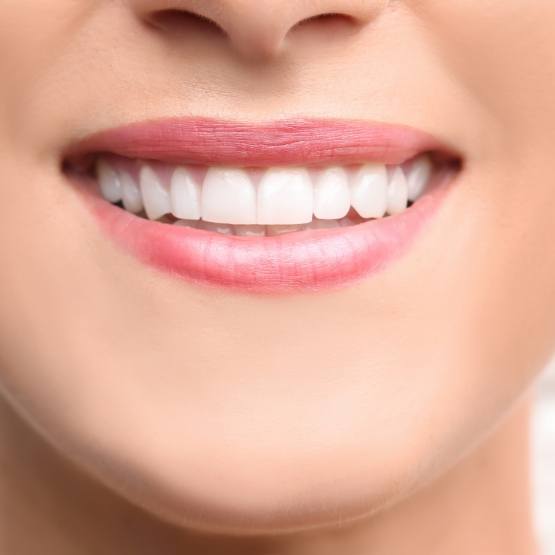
[68,117,451,167]
[69,117,460,294]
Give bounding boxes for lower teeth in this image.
[172,216,360,236]
[114,200,415,236]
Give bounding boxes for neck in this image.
[0,392,538,555]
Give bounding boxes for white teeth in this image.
[258,167,313,225]
[120,172,143,214]
[97,160,122,203]
[407,156,433,202]
[234,225,266,237]
[313,166,351,220]
[140,165,171,220]
[199,221,233,235]
[173,219,199,228]
[99,154,436,230]
[350,163,388,218]
[386,167,409,215]
[266,224,307,236]
[201,167,257,224]
[170,168,202,220]
[173,221,342,236]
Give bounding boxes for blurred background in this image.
[533,358,555,554]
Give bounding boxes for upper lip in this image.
[64,116,459,168]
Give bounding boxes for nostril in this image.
[146,9,225,37]
[292,12,357,31]
[137,5,370,61]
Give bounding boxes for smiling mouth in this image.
[85,152,438,236]
[64,117,462,293]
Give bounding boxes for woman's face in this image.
[1,0,554,534]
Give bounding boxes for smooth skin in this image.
[0,1,553,553]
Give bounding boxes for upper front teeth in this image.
[96,156,434,225]
[140,165,171,220]
[170,167,202,220]
[257,167,313,224]
[313,166,351,220]
[349,163,388,218]
[202,167,257,224]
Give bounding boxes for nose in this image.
[130,0,386,60]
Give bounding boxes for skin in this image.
[0,0,553,552]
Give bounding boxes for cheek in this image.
[408,0,555,144]
[418,155,555,404]
[399,0,555,389]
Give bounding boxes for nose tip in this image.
[209,2,376,60]
[219,6,307,60]
[132,1,386,61]
[222,5,299,60]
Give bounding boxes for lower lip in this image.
[75,171,456,294]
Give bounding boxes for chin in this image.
[64,430,422,535]
[17,374,485,536]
